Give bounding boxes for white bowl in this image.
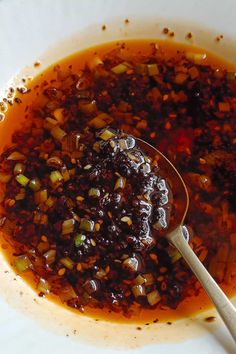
[0,1,235,353]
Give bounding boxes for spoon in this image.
[137,138,236,342]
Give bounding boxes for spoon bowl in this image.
[137,137,236,343]
[137,138,189,231]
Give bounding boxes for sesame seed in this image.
[58,268,66,276]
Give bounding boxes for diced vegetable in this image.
[168,247,182,263]
[88,188,101,198]
[114,176,126,190]
[226,72,236,81]
[7,151,26,161]
[13,163,25,175]
[185,52,206,63]
[111,63,128,74]
[37,278,51,294]
[50,170,63,185]
[61,166,70,181]
[133,274,145,285]
[174,73,188,84]
[74,233,86,247]
[50,126,67,141]
[34,189,48,204]
[46,117,58,126]
[147,64,159,76]
[53,108,64,124]
[60,257,74,270]
[29,177,41,192]
[43,197,54,209]
[43,249,56,264]
[147,290,161,306]
[142,273,154,286]
[58,285,77,302]
[83,279,100,294]
[79,218,94,232]
[47,156,63,168]
[33,211,48,225]
[62,219,75,235]
[189,66,199,79]
[15,188,26,200]
[122,254,142,272]
[14,255,31,272]
[79,100,97,114]
[88,113,113,129]
[15,174,29,187]
[132,284,146,298]
[88,55,103,70]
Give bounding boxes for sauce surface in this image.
[0,40,236,324]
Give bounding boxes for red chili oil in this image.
[0,40,235,324]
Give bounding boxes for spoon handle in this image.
[168,226,236,342]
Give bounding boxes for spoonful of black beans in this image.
[100,127,236,341]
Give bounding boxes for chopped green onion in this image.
[46,156,63,168]
[111,63,128,74]
[43,118,57,130]
[61,166,70,181]
[15,174,29,187]
[185,52,206,63]
[88,113,113,129]
[33,211,48,225]
[99,129,115,141]
[142,273,154,286]
[168,247,182,263]
[79,218,94,232]
[0,172,12,183]
[79,100,97,114]
[147,64,159,76]
[132,284,146,298]
[147,290,161,306]
[45,196,55,208]
[135,64,148,75]
[114,176,126,190]
[14,255,31,272]
[133,274,145,285]
[174,73,188,84]
[62,219,75,235]
[88,188,101,198]
[34,189,48,204]
[15,189,26,200]
[92,141,101,152]
[50,170,63,185]
[60,257,74,270]
[74,233,86,247]
[43,249,56,264]
[226,72,236,81]
[50,126,67,141]
[58,285,77,301]
[14,163,25,175]
[46,117,58,125]
[7,151,26,161]
[88,55,104,70]
[61,132,81,152]
[53,108,64,124]
[37,278,51,294]
[29,177,41,192]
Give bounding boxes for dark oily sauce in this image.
[0,40,236,323]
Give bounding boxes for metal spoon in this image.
[137,138,236,342]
